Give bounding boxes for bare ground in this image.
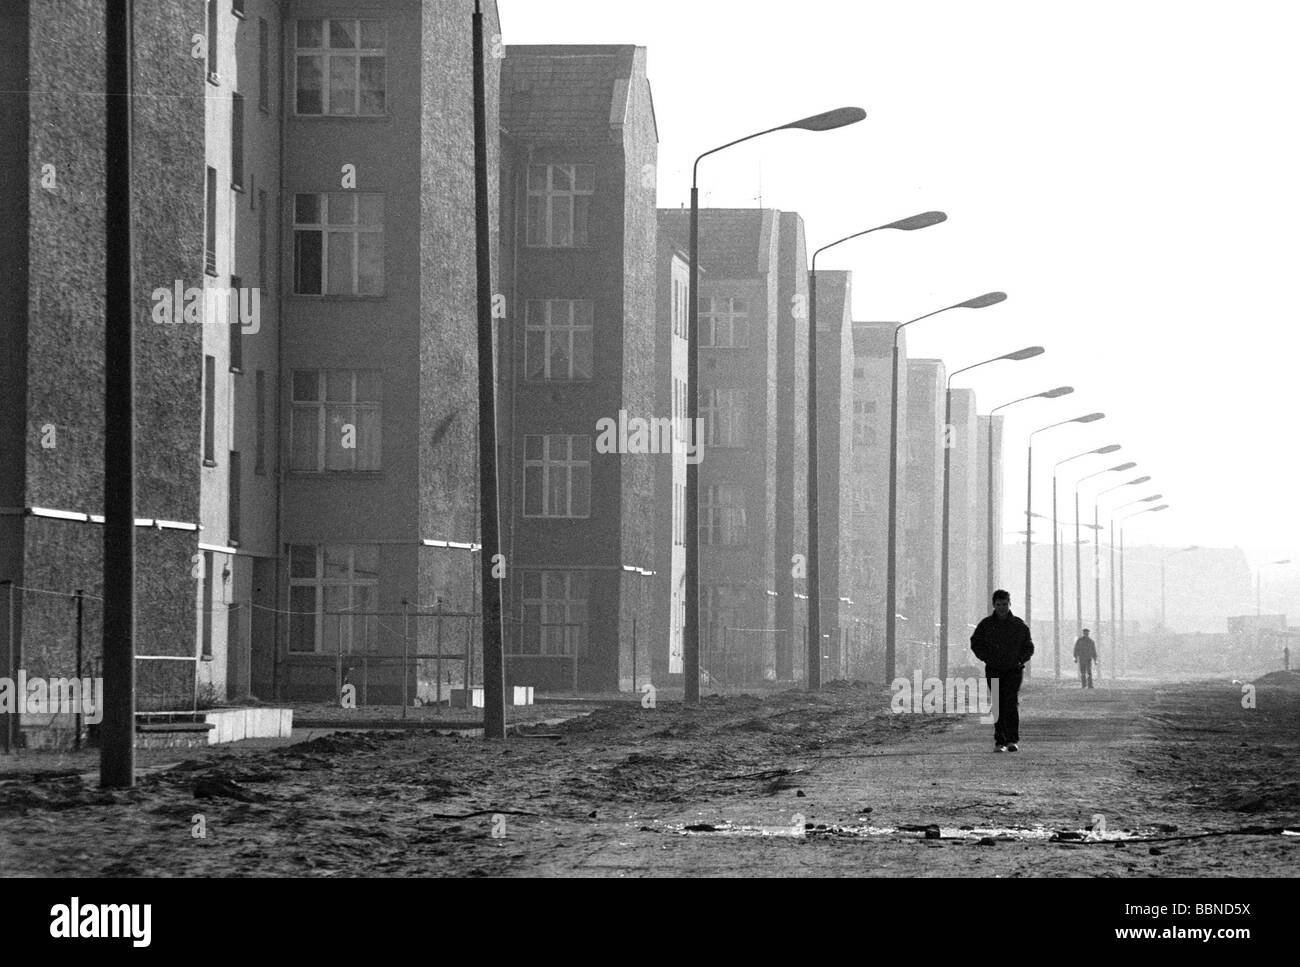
[0,675,1297,877]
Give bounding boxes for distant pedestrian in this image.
[1073,629,1098,688]
[970,589,1035,752]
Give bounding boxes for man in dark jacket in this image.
[970,589,1034,752]
[1073,629,1098,688]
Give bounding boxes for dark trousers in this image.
[1079,659,1093,688]
[986,667,1023,745]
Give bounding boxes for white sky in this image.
[497,0,1300,577]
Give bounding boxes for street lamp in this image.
[1052,439,1113,676]
[685,106,866,704]
[1095,475,1151,679]
[1115,495,1164,667]
[1257,559,1291,618]
[937,353,1049,680]
[1160,543,1198,630]
[885,291,1007,682]
[807,211,947,690]
[982,386,1074,643]
[1023,407,1098,672]
[1072,459,1134,644]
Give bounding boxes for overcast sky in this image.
[497,0,1299,583]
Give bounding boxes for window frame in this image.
[525,164,595,249]
[292,191,385,296]
[700,483,748,546]
[522,434,591,519]
[516,571,589,657]
[287,544,380,654]
[289,368,384,474]
[701,296,750,349]
[293,18,388,117]
[524,298,594,381]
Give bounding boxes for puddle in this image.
[665,820,1142,842]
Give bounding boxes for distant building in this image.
[849,321,908,677]
[947,387,981,652]
[976,414,1006,609]
[497,44,659,692]
[902,359,946,677]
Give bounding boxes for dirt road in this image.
[1,675,1297,876]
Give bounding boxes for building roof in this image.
[502,45,656,145]
[657,208,780,277]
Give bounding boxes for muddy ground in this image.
[0,675,1297,876]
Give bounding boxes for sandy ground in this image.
[0,674,1297,877]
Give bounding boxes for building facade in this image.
[902,358,946,678]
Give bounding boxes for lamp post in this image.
[807,211,947,690]
[1115,495,1164,668]
[981,386,1067,642]
[1023,408,1099,673]
[1094,475,1150,680]
[685,106,865,704]
[1047,433,1111,678]
[1072,459,1134,642]
[1160,544,1198,630]
[885,291,1007,682]
[937,350,1045,680]
[1256,559,1291,618]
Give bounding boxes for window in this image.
[701,388,748,448]
[201,551,215,658]
[517,571,589,656]
[206,0,219,83]
[231,92,244,189]
[293,192,384,295]
[257,188,268,287]
[295,19,387,116]
[203,355,216,465]
[232,0,246,18]
[526,164,594,248]
[227,275,243,373]
[702,297,748,348]
[673,481,684,547]
[525,299,593,380]
[204,166,218,276]
[255,370,267,474]
[290,369,382,472]
[257,18,269,112]
[228,450,241,545]
[701,484,747,545]
[703,585,747,640]
[523,434,590,518]
[671,276,688,338]
[287,544,379,654]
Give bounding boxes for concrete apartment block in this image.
[652,234,689,685]
[812,270,856,677]
[903,359,946,679]
[498,45,658,692]
[658,208,782,682]
[774,213,808,680]
[947,387,981,657]
[976,414,1006,615]
[849,322,907,676]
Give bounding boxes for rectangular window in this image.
[294,19,387,116]
[293,192,384,295]
[228,450,241,545]
[516,571,589,656]
[257,18,269,111]
[287,544,379,654]
[207,0,219,82]
[201,551,215,658]
[290,369,382,472]
[671,277,688,338]
[524,299,593,380]
[205,166,218,276]
[232,0,246,17]
[522,434,590,519]
[701,388,748,447]
[203,355,216,465]
[702,297,748,348]
[228,274,243,373]
[254,369,267,474]
[257,189,268,287]
[231,92,245,189]
[526,164,594,248]
[701,483,747,545]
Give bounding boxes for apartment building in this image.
[902,358,946,677]
[946,387,981,661]
[976,413,1006,614]
[1,1,503,725]
[849,322,908,678]
[812,270,855,677]
[497,45,659,692]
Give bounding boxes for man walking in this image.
[970,589,1034,753]
[1073,629,1098,688]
